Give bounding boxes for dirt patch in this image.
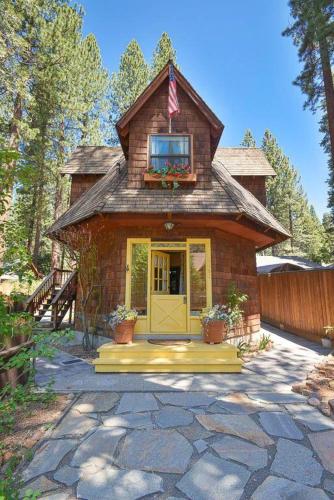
[0,394,72,466]
[292,354,334,419]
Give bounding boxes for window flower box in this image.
[144,163,196,185]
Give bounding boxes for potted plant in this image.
[322,326,334,348]
[200,305,231,344]
[107,305,138,344]
[200,284,248,344]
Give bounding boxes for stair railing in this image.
[25,268,74,317]
[51,270,77,329]
[25,270,56,315]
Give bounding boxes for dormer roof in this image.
[116,62,224,160]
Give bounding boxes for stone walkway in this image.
[21,324,334,499]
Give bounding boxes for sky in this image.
[79,0,329,219]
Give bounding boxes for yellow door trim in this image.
[125,238,212,335]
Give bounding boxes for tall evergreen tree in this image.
[1,1,109,273]
[283,0,334,218]
[321,212,334,262]
[111,40,149,119]
[262,129,325,259]
[151,32,177,78]
[241,129,256,147]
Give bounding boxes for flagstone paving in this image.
[18,388,334,499]
[21,325,333,498]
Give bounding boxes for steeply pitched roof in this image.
[116,62,224,159]
[61,146,275,177]
[256,255,324,274]
[48,159,290,242]
[215,148,276,176]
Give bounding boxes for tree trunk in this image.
[319,36,334,214]
[51,122,65,269]
[0,94,22,268]
[32,181,43,266]
[51,175,64,269]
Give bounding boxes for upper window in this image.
[149,135,191,171]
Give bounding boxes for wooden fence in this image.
[258,269,334,343]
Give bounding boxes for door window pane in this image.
[189,244,207,315]
[131,243,148,315]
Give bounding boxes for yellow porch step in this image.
[93,340,242,373]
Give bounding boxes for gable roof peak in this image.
[116,61,224,159]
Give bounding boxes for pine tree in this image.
[241,129,256,147]
[111,40,149,120]
[262,130,325,259]
[321,212,334,262]
[283,0,334,218]
[2,1,110,273]
[151,32,177,78]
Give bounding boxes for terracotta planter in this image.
[114,320,137,344]
[203,320,227,344]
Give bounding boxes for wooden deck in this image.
[93,340,242,373]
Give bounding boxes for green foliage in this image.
[107,305,138,331]
[258,334,271,350]
[201,283,248,331]
[241,129,256,147]
[237,340,251,357]
[283,0,334,217]
[0,381,55,435]
[0,296,34,347]
[111,40,149,120]
[262,129,327,260]
[1,0,110,274]
[0,454,22,500]
[151,32,178,78]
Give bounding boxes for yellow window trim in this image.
[186,238,212,315]
[125,238,151,315]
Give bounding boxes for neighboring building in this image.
[256,255,324,274]
[28,62,290,370]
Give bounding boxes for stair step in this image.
[93,340,242,373]
[94,357,241,366]
[93,361,242,374]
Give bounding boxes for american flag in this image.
[168,64,180,118]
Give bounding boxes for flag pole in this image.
[169,116,172,134]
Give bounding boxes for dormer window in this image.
[149,134,191,171]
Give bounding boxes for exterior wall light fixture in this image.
[164,222,175,231]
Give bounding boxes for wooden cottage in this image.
[43,62,289,372]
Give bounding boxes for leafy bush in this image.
[107,305,138,331]
[0,296,35,348]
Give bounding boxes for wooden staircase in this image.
[93,340,243,373]
[25,268,77,329]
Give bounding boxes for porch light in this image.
[164,222,175,231]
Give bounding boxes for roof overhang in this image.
[116,62,224,160]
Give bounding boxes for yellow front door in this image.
[150,251,187,333]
